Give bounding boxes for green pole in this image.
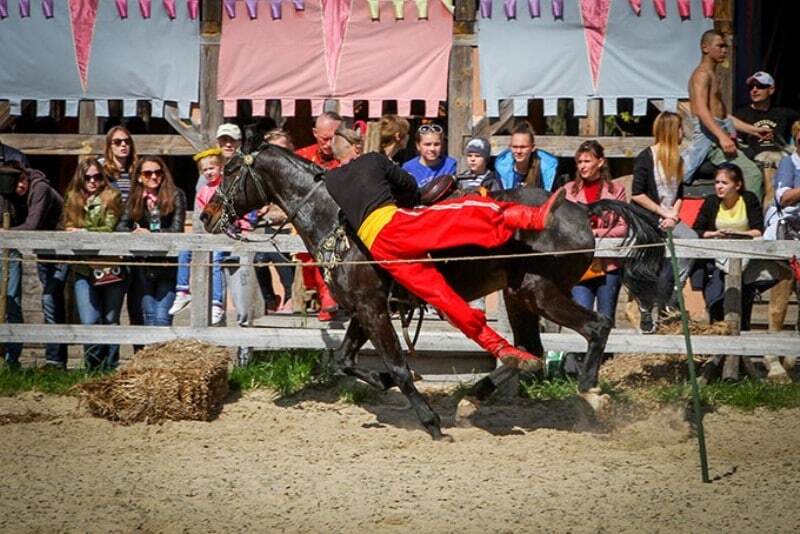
[666,229,710,483]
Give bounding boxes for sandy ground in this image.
[1,383,799,533]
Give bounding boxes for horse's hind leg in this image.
[332,317,396,390]
[356,305,444,439]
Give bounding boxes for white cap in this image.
[746,71,775,87]
[215,123,242,140]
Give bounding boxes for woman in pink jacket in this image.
[558,140,628,324]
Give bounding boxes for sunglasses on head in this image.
[111,138,131,146]
[84,173,103,182]
[141,169,163,179]
[417,124,443,135]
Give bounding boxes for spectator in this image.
[456,137,501,192]
[295,111,343,170]
[493,121,560,192]
[683,30,768,198]
[0,140,30,168]
[401,123,457,187]
[63,158,125,371]
[378,115,410,163]
[216,123,242,164]
[691,163,763,329]
[169,149,227,324]
[116,156,186,327]
[631,111,698,333]
[0,161,66,368]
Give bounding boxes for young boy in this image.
[456,137,501,192]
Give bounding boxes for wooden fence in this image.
[1,231,799,357]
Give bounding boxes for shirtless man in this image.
[683,29,770,199]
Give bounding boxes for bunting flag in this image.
[139,0,151,17]
[272,0,283,19]
[322,0,351,90]
[529,0,540,17]
[245,0,257,18]
[653,0,666,17]
[479,0,490,18]
[19,0,29,17]
[552,0,562,19]
[580,0,611,91]
[163,0,176,18]
[223,0,235,18]
[677,0,689,18]
[42,0,52,17]
[629,0,641,15]
[0,1,6,18]
[702,0,713,17]
[116,0,128,18]
[187,0,199,19]
[504,0,515,18]
[69,0,99,92]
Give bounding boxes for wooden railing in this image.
[1,231,799,356]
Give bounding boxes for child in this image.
[402,123,458,187]
[456,137,501,192]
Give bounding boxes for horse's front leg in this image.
[331,317,395,390]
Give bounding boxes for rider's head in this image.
[380,115,410,158]
[263,128,295,150]
[331,128,362,165]
[314,112,343,158]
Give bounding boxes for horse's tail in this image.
[585,200,664,297]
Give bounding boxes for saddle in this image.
[418,174,457,206]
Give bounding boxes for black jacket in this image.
[116,189,187,233]
[692,190,764,234]
[632,147,684,206]
[324,152,419,230]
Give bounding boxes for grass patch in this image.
[337,382,379,405]
[520,376,579,401]
[653,379,800,411]
[0,366,96,396]
[229,350,328,396]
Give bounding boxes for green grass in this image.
[0,366,96,396]
[520,376,580,400]
[228,350,328,396]
[337,382,379,405]
[653,379,800,411]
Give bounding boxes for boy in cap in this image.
[456,137,501,193]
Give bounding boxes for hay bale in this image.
[76,340,230,424]
[656,320,730,336]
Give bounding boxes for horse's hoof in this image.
[455,396,480,427]
[432,432,455,443]
[501,356,542,374]
[580,389,611,416]
[411,370,424,382]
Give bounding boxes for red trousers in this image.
[369,196,516,339]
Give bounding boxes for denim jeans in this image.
[137,269,176,326]
[36,261,69,366]
[2,250,23,366]
[571,269,623,325]
[74,272,126,370]
[175,250,226,307]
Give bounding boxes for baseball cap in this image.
[746,71,774,87]
[215,123,242,141]
[464,137,491,159]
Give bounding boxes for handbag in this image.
[90,265,125,286]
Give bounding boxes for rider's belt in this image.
[358,203,398,249]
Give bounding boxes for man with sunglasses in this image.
[684,30,769,199]
[734,72,799,161]
[0,161,66,368]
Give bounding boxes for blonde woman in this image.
[631,111,698,332]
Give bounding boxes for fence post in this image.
[722,257,742,380]
[0,213,10,324]
[190,250,212,328]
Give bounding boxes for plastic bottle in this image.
[148,204,161,232]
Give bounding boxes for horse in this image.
[200,144,663,439]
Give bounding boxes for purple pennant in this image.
[0,0,7,18]
[223,0,235,18]
[163,0,176,18]
[271,0,282,19]
[479,0,491,17]
[187,0,199,19]
[504,0,516,19]
[245,0,257,19]
[552,0,562,19]
[116,0,128,18]
[19,0,30,17]
[42,0,53,18]
[139,0,151,18]
[529,0,540,17]
[292,0,304,10]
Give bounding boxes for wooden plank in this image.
[0,134,195,156]
[448,44,474,169]
[454,0,476,22]
[199,34,223,147]
[579,99,602,136]
[724,258,742,335]
[490,135,653,158]
[714,0,735,114]
[2,324,799,356]
[0,102,12,130]
[164,103,205,151]
[190,251,212,328]
[200,0,222,35]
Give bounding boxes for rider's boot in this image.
[474,325,542,373]
[503,189,566,231]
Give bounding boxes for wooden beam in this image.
[0,102,11,130]
[473,99,514,139]
[164,103,205,151]
[448,0,477,167]
[199,34,223,147]
[490,135,653,158]
[200,0,222,35]
[579,99,603,136]
[0,134,195,156]
[724,257,742,335]
[714,0,735,113]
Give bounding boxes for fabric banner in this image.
[218,0,452,117]
[478,0,712,116]
[0,0,199,116]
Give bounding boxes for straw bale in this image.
[76,340,230,424]
[655,320,730,336]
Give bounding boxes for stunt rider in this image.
[324,129,565,370]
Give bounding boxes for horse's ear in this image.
[242,118,277,154]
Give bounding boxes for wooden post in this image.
[0,213,10,324]
[714,0,735,113]
[200,2,223,147]
[78,101,97,163]
[722,257,742,380]
[190,250,212,328]
[448,0,476,168]
[579,99,603,137]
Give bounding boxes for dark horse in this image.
[201,145,663,439]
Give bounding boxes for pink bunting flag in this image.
[139,0,151,18]
[115,0,128,18]
[42,0,53,17]
[163,0,176,18]
[677,0,690,18]
[270,0,282,19]
[529,0,540,17]
[653,0,666,18]
[187,0,199,19]
[629,0,641,15]
[504,0,516,19]
[581,0,611,91]
[322,0,352,90]
[0,0,7,18]
[223,0,235,18]
[245,0,257,19]
[69,0,100,92]
[703,0,714,17]
[552,0,562,19]
[19,0,30,17]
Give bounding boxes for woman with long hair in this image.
[63,158,125,370]
[379,115,410,162]
[101,125,138,202]
[631,111,698,332]
[493,121,561,192]
[116,156,186,327]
